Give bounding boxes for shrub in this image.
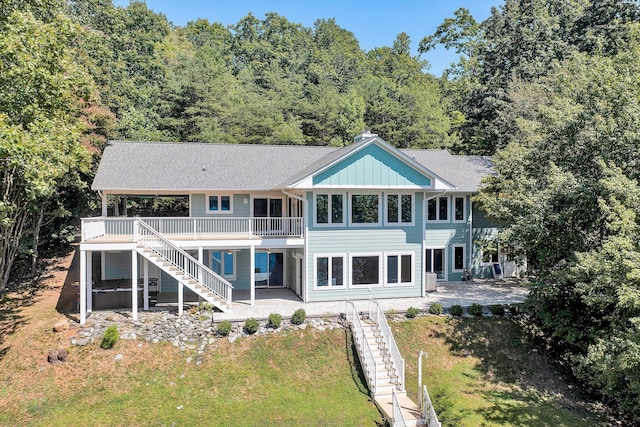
[268,313,282,329]
[291,308,306,325]
[100,325,119,349]
[244,318,259,334]
[406,306,420,319]
[199,302,214,312]
[217,320,232,336]
[468,303,483,316]
[450,305,463,317]
[428,303,443,315]
[489,304,505,317]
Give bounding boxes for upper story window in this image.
[386,194,413,225]
[454,197,466,222]
[427,197,448,221]
[350,194,380,225]
[315,194,344,225]
[207,195,232,214]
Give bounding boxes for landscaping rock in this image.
[47,349,68,364]
[115,354,124,361]
[53,319,69,332]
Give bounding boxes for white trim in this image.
[211,250,237,280]
[349,253,383,287]
[313,253,347,290]
[452,245,466,272]
[250,195,285,218]
[348,192,382,227]
[425,246,447,281]
[384,252,414,287]
[384,193,415,226]
[312,191,346,227]
[426,195,450,223]
[452,196,467,223]
[206,193,234,214]
[305,184,433,190]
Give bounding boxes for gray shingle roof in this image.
[92,141,494,193]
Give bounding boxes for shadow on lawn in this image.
[0,289,36,362]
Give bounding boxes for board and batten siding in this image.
[313,144,431,187]
[305,191,424,302]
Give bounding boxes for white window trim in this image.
[384,193,415,226]
[452,196,467,223]
[384,252,414,287]
[313,253,346,290]
[211,251,236,280]
[425,246,447,281]
[206,194,234,214]
[313,192,346,227]
[348,192,382,227]
[349,253,383,287]
[426,196,450,223]
[452,245,466,272]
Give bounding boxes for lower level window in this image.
[387,254,412,285]
[316,255,344,287]
[211,251,235,279]
[351,255,380,285]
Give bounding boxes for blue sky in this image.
[114,0,502,75]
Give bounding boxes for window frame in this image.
[206,194,234,214]
[452,245,465,272]
[426,196,450,222]
[313,192,346,227]
[384,252,414,287]
[349,253,382,287]
[384,193,415,226]
[211,250,236,280]
[348,192,381,226]
[453,196,466,223]
[313,253,346,290]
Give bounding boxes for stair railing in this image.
[134,218,233,307]
[422,385,442,427]
[369,298,405,391]
[392,389,408,427]
[345,299,378,395]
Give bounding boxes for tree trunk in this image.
[30,207,45,278]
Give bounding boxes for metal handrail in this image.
[134,219,233,307]
[345,299,378,395]
[370,299,405,391]
[392,389,408,427]
[422,385,442,427]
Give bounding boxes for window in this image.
[315,194,344,225]
[315,255,345,288]
[211,251,235,279]
[207,195,232,214]
[427,197,448,221]
[386,194,413,225]
[351,255,381,286]
[425,248,445,280]
[453,245,465,271]
[386,254,413,285]
[351,194,379,224]
[454,197,465,222]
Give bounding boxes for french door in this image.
[425,248,445,280]
[254,252,284,288]
[253,197,283,234]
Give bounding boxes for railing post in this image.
[193,218,197,239]
[133,219,139,242]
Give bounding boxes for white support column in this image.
[101,192,108,217]
[100,251,106,281]
[250,245,255,306]
[131,250,138,320]
[178,282,184,316]
[143,258,149,311]
[86,251,92,313]
[80,249,87,325]
[197,246,204,304]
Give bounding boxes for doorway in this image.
[254,251,284,288]
[253,197,283,234]
[425,248,445,280]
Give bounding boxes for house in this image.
[78,131,499,324]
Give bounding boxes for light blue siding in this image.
[314,144,431,187]
[190,193,250,217]
[471,206,501,279]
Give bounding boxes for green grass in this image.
[393,316,604,426]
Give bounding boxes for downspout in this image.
[423,190,446,296]
[282,189,308,302]
[469,197,473,278]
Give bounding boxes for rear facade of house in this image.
[78,131,502,323]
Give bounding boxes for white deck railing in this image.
[369,299,405,391]
[81,216,304,242]
[392,390,408,427]
[422,385,441,427]
[345,300,378,395]
[134,219,233,307]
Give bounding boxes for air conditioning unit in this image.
[425,273,438,292]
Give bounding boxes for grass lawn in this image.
[392,315,607,426]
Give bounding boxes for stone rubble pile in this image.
[70,310,344,352]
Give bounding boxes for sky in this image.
[113,0,502,75]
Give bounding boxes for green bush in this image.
[406,306,420,319]
[100,325,119,349]
[217,320,232,336]
[468,303,483,316]
[428,303,443,315]
[291,308,306,325]
[450,305,463,317]
[489,304,505,316]
[244,318,259,334]
[199,302,214,312]
[268,313,282,329]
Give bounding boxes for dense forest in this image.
[1,0,640,421]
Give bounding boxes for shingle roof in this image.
[92,141,494,193]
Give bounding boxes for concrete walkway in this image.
[210,279,528,321]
